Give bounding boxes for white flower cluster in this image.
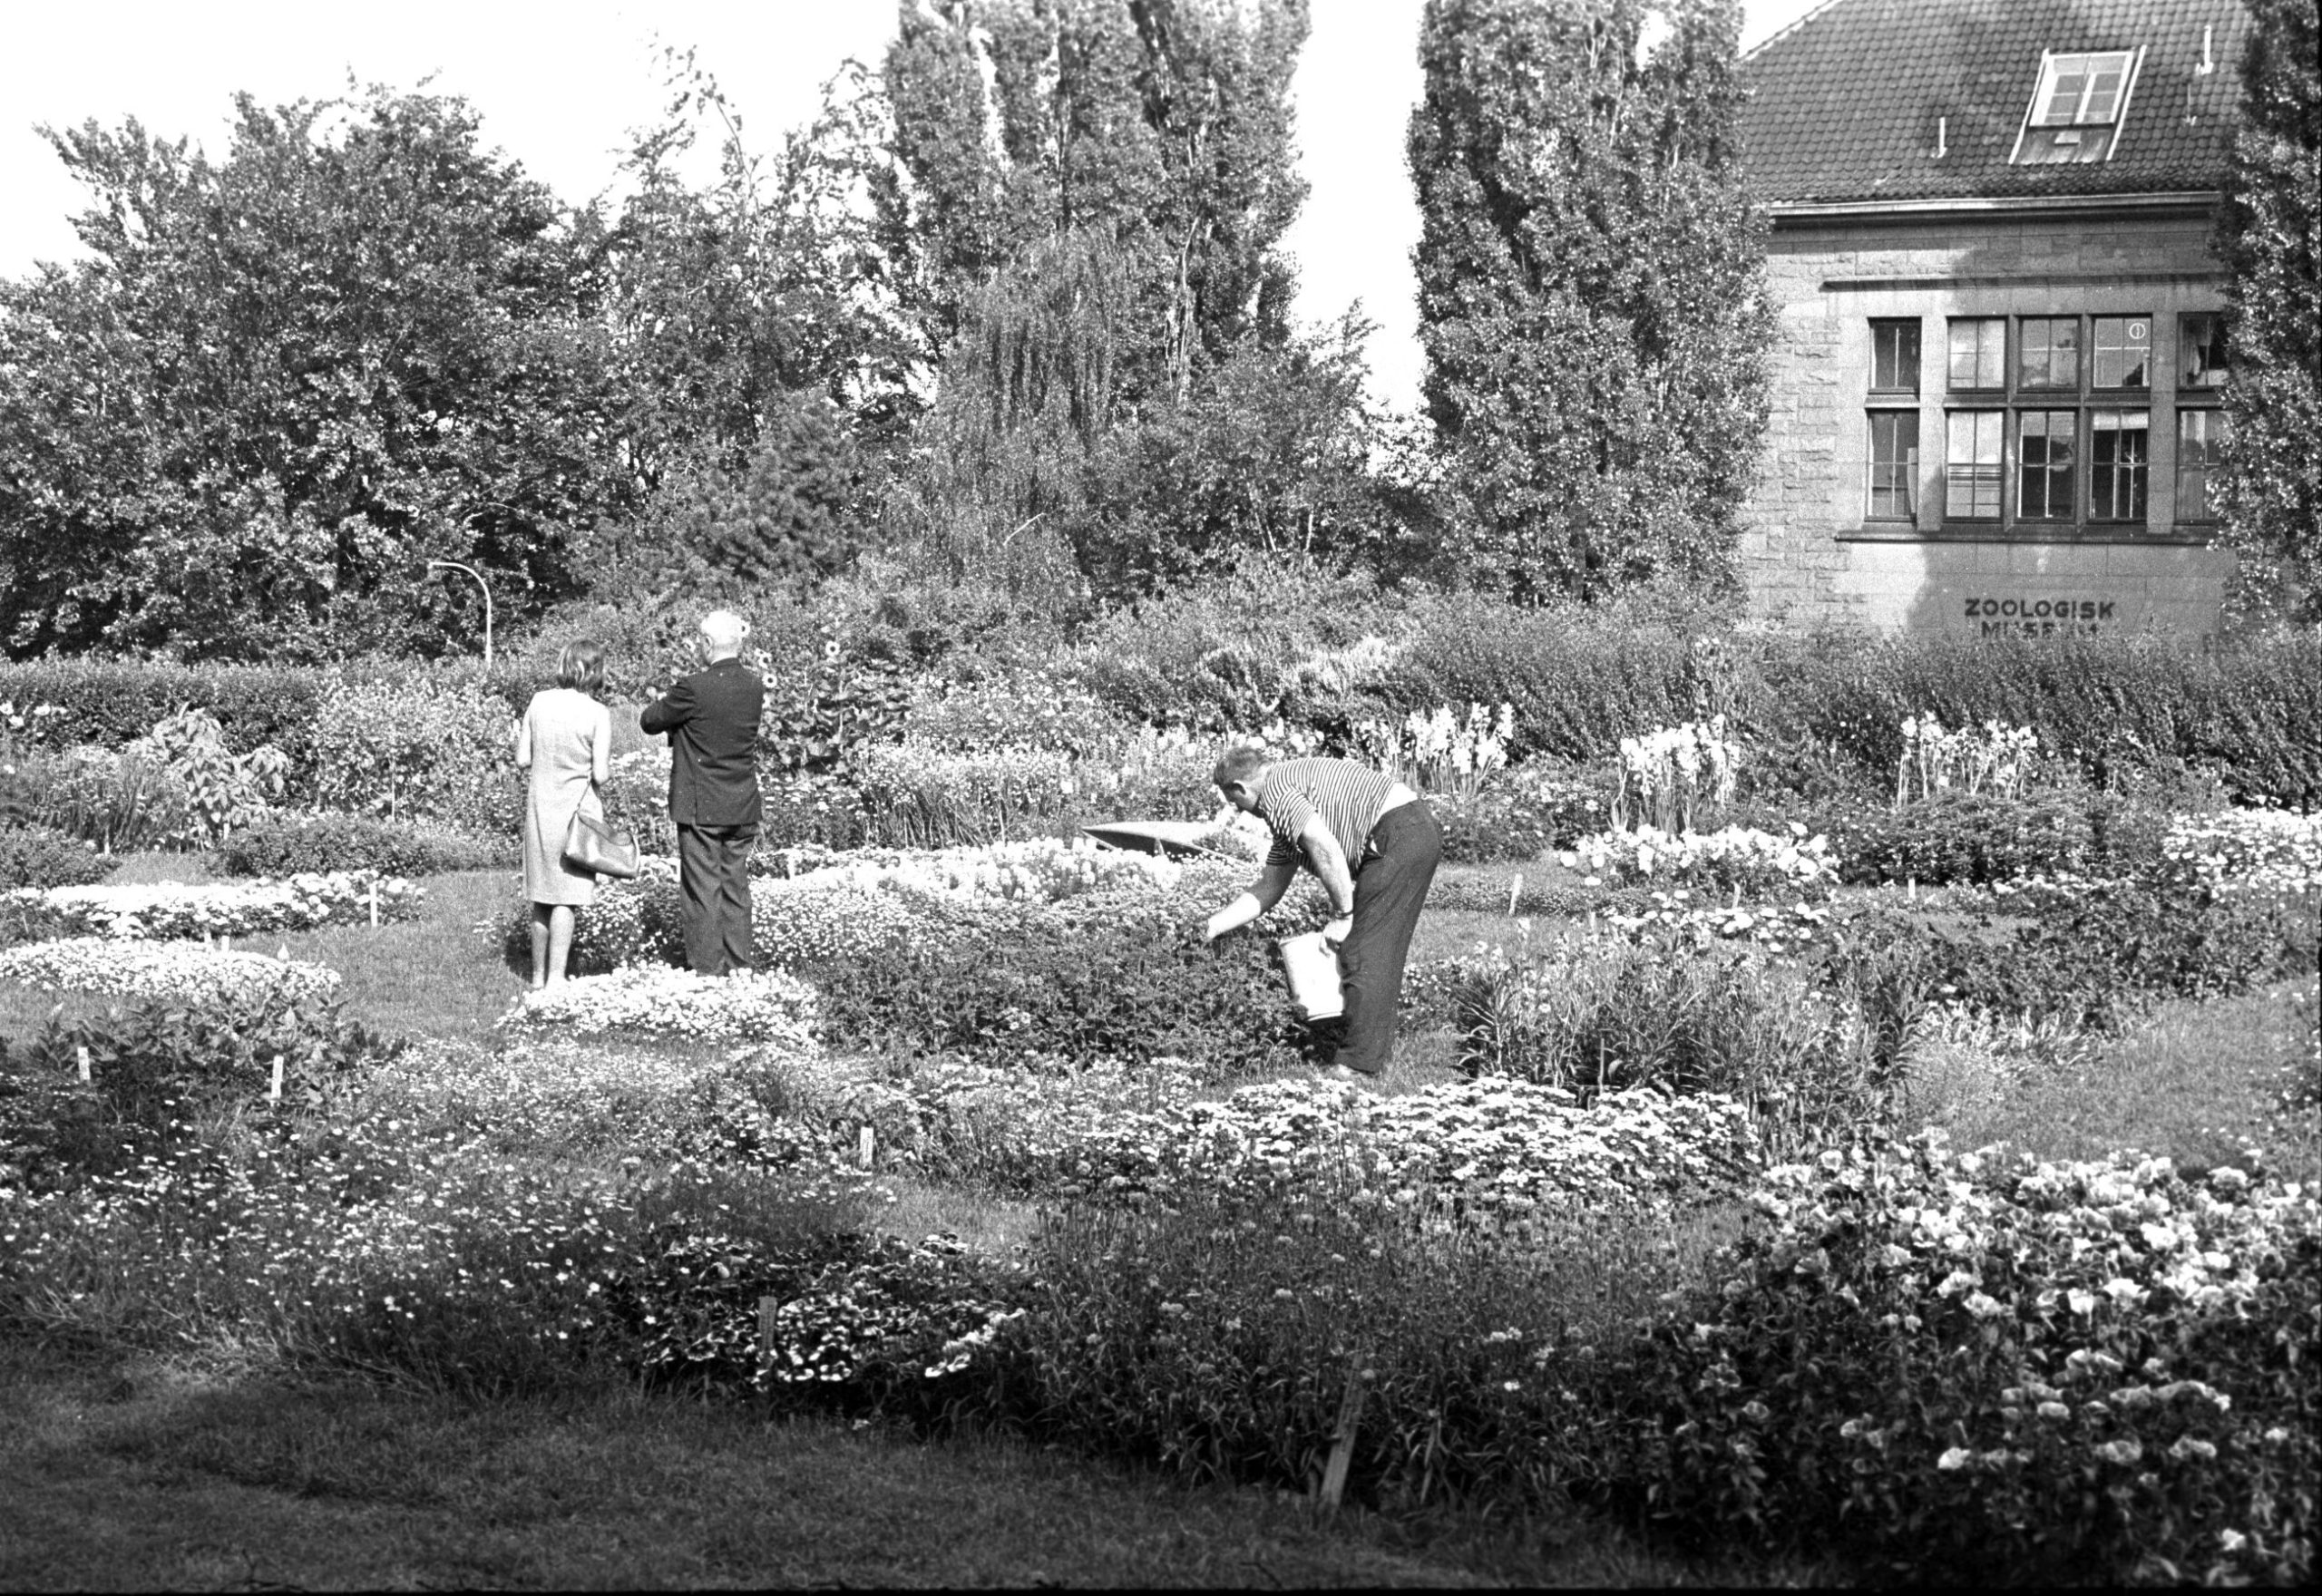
[6,871,423,940]
[1605,893,1834,957]
[2161,807,2322,894]
[803,836,1181,905]
[1351,702,1515,801]
[1563,822,1834,890]
[1614,716,1741,833]
[499,967,818,1045]
[1897,714,2038,804]
[0,936,341,1005]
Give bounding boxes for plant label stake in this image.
[76,1045,90,1085]
[757,1296,778,1367]
[1319,1369,1366,1513]
[268,1054,284,1105]
[368,882,381,928]
[1507,874,1521,917]
[858,1125,875,1170]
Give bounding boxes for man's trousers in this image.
[1331,801,1442,1076]
[677,822,757,975]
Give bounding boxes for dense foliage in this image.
[1408,0,1771,599]
[2214,0,2322,620]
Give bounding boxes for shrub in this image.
[1449,937,1898,1155]
[0,988,401,1191]
[0,824,113,890]
[0,660,328,768]
[307,676,523,834]
[1822,791,2096,887]
[1598,1137,2319,1584]
[0,745,187,853]
[849,742,1079,849]
[134,706,288,847]
[210,812,512,878]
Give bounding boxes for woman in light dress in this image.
[515,640,612,994]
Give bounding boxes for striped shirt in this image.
[1252,758,1399,872]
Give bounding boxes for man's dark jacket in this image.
[639,657,765,826]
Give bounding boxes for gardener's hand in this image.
[1322,915,1353,946]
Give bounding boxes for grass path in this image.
[0,1339,1755,1591]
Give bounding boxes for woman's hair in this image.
[556,639,606,695]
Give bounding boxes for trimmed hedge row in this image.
[5,624,2317,809]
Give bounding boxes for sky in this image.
[0,0,1829,411]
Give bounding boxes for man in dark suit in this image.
[640,609,765,975]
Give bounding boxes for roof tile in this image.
[1740,0,2249,204]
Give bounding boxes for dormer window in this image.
[2012,49,2142,164]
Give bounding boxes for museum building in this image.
[1735,0,2250,635]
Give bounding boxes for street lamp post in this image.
[425,560,494,672]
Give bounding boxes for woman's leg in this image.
[546,904,577,986]
[529,905,551,988]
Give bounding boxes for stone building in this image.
[1736,0,2249,634]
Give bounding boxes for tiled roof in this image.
[1740,0,2249,205]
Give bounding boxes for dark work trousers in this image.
[1332,801,1443,1075]
[677,822,757,975]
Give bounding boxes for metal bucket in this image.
[1275,931,1344,1022]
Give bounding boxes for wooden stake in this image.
[1319,1371,1367,1513]
[268,1054,284,1105]
[75,1045,91,1084]
[368,881,381,928]
[757,1295,778,1366]
[858,1124,875,1170]
[1507,874,1521,917]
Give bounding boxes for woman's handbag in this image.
[562,809,641,881]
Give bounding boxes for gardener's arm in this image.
[1300,818,1358,942]
[639,676,694,738]
[1204,858,1298,943]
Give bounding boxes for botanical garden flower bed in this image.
[3,870,424,940]
[0,936,340,1006]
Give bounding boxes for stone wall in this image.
[1740,207,2237,633]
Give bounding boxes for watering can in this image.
[1275,930,1345,1022]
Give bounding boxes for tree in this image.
[0,85,622,659]
[1408,0,1772,603]
[2214,0,2321,621]
[873,0,1309,399]
[592,53,915,497]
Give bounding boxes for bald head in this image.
[698,609,749,660]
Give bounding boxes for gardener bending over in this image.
[1203,747,1443,1080]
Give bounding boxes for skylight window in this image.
[2012,49,2143,165]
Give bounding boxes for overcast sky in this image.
[0,0,1829,410]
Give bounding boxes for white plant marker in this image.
[368,881,381,927]
[268,1053,285,1104]
[76,1045,91,1084]
[858,1124,875,1170]
[1507,874,1521,917]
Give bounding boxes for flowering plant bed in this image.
[1563,822,1834,893]
[2161,808,2322,894]
[498,968,818,1046]
[5,870,422,940]
[0,936,340,1006]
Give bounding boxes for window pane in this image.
[2042,55,2090,122]
[2093,316,2151,389]
[2019,317,2080,389]
[2176,409,2225,521]
[2181,313,2228,389]
[2090,411,2150,521]
[2018,410,2076,520]
[1871,320,1921,394]
[2083,61,2126,121]
[1948,319,2005,389]
[1946,411,2003,518]
[1869,412,1918,519]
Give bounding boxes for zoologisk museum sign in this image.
[1964,595,2118,636]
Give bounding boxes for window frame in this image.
[2010,47,2144,166]
[2173,407,2226,524]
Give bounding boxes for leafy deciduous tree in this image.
[2214,0,2321,621]
[1409,0,1771,603]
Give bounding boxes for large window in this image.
[2089,411,2150,521]
[1946,412,2004,519]
[2176,410,2225,521]
[1869,413,1918,520]
[2181,312,2228,389]
[1865,310,2215,534]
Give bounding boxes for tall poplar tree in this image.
[1408,0,1771,602]
[2214,0,2321,620]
